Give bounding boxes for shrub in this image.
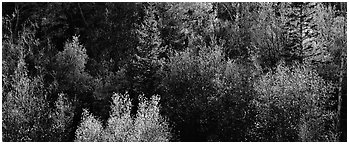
[161,46,257,141]
[252,62,336,141]
[74,93,171,142]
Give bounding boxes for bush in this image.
[74,93,171,142]
[252,62,336,141]
[161,46,257,141]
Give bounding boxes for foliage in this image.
[2,45,51,141]
[250,2,286,70]
[83,2,143,71]
[100,93,135,141]
[74,93,171,142]
[252,62,336,141]
[54,35,92,95]
[2,14,43,91]
[133,95,171,141]
[281,2,332,64]
[74,109,104,142]
[49,93,76,141]
[215,2,259,60]
[122,3,167,119]
[161,45,257,141]
[2,16,21,94]
[160,2,217,52]
[2,17,53,141]
[129,2,165,97]
[161,47,223,141]
[210,60,257,141]
[2,20,77,141]
[2,2,345,142]
[313,3,346,81]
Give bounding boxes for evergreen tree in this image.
[282,2,322,63]
[125,3,165,117]
[54,35,92,96]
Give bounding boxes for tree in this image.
[215,2,259,60]
[253,62,336,141]
[54,35,92,96]
[2,36,52,142]
[160,46,224,141]
[49,93,76,141]
[250,2,286,71]
[74,93,171,142]
[312,3,346,140]
[2,2,345,142]
[331,3,347,141]
[123,2,166,117]
[282,2,327,63]
[82,2,143,72]
[74,109,104,142]
[159,2,217,54]
[160,44,257,141]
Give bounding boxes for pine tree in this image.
[283,2,321,63]
[126,3,165,117]
[136,3,165,60]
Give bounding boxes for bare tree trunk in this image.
[336,2,346,141]
[78,3,88,27]
[337,41,344,141]
[14,4,20,41]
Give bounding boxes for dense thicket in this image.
[2,2,346,142]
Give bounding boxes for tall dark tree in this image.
[283,2,321,63]
[124,2,164,117]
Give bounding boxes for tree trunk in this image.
[336,2,346,141]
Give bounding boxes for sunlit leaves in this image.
[74,93,171,142]
[253,62,336,141]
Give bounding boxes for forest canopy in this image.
[2,2,347,142]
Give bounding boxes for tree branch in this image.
[78,3,88,27]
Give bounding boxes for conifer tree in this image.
[126,3,165,117]
[282,2,323,63]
